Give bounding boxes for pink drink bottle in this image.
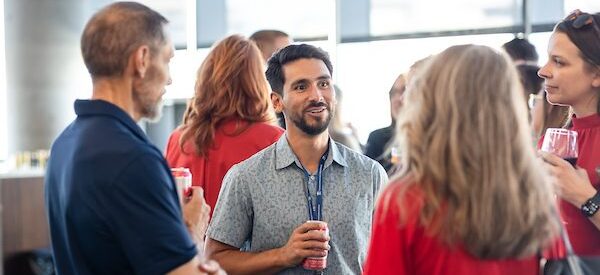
[302,221,329,271]
[170,167,192,202]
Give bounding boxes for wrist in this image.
[580,191,600,218]
[273,247,292,268]
[573,187,598,206]
[185,222,201,243]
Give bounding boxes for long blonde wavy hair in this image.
[179,35,276,156]
[393,44,559,259]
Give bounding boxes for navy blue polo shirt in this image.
[45,99,196,275]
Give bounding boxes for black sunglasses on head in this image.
[561,10,600,68]
[565,9,594,29]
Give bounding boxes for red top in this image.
[165,119,284,213]
[545,114,600,257]
[363,183,539,275]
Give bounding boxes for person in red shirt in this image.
[165,35,284,214]
[538,10,600,257]
[363,45,560,275]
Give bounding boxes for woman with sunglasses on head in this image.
[363,45,559,275]
[538,10,600,256]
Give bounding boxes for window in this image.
[163,48,210,100]
[531,0,563,25]
[164,40,333,100]
[119,0,189,48]
[0,0,577,162]
[370,0,519,36]
[564,1,600,14]
[226,0,329,39]
[336,33,515,142]
[528,32,552,66]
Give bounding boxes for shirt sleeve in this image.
[363,187,411,275]
[372,163,389,200]
[106,151,196,275]
[206,164,253,248]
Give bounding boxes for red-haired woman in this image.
[166,35,284,213]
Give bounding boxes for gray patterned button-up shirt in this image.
[207,134,388,275]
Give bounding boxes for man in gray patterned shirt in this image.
[205,44,388,275]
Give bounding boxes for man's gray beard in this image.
[141,99,164,123]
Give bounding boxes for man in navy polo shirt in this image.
[44,2,223,275]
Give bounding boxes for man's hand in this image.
[540,151,597,206]
[183,186,211,244]
[198,259,227,275]
[168,257,226,275]
[277,221,330,267]
[204,221,330,275]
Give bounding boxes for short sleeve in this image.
[206,164,253,248]
[106,152,196,275]
[372,163,389,199]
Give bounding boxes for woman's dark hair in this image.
[502,38,538,62]
[517,64,543,97]
[554,10,600,114]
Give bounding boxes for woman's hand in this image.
[540,151,597,207]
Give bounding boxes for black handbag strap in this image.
[558,221,584,275]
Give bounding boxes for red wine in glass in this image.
[563,157,578,167]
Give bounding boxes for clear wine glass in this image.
[541,128,579,166]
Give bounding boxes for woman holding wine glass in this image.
[538,10,600,256]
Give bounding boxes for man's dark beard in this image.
[291,102,332,136]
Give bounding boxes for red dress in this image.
[363,183,539,275]
[165,119,284,213]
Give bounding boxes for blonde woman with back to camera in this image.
[363,45,560,275]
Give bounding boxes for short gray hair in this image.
[80,2,169,77]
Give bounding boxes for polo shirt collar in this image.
[275,133,348,171]
[74,99,148,142]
